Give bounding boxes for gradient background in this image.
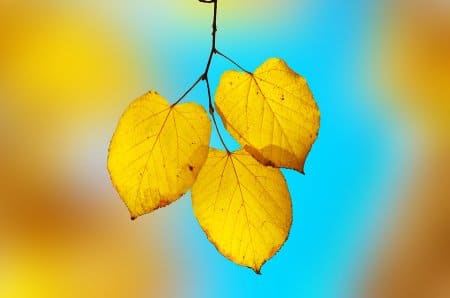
[1,0,449,297]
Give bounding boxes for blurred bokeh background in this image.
[0,0,448,297]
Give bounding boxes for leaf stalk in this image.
[173,0,250,151]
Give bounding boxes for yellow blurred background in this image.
[364,0,450,297]
[0,1,182,297]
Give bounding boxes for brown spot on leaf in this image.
[159,199,170,208]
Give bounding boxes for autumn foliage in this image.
[107,0,320,273]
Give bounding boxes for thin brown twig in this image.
[172,75,203,106]
[200,0,230,152]
[205,76,229,151]
[172,0,248,151]
[215,49,251,74]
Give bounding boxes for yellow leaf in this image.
[192,149,292,273]
[108,91,211,219]
[215,58,320,173]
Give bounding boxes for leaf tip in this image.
[293,159,307,175]
[298,164,306,175]
[128,207,140,221]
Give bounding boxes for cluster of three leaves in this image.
[107,58,320,273]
